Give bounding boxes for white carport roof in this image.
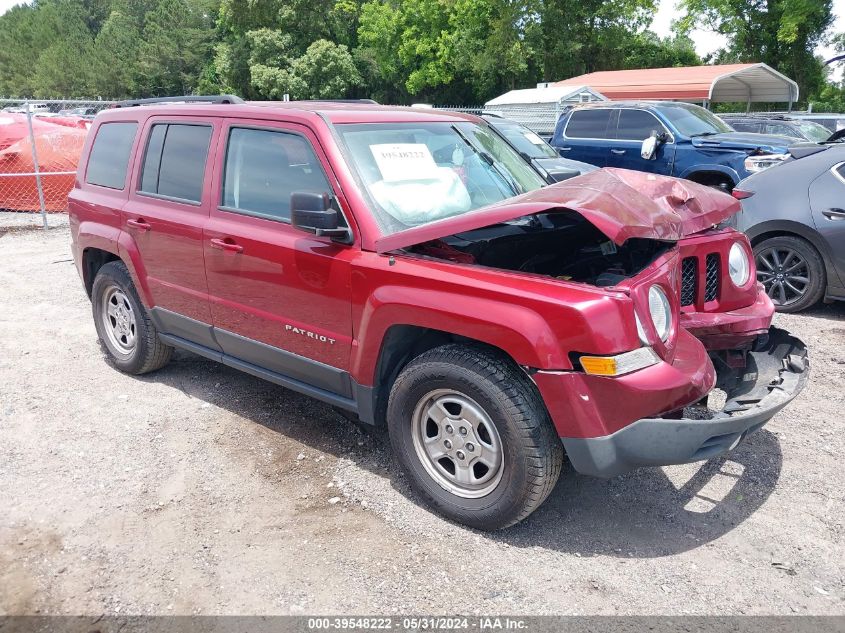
[485,85,606,107]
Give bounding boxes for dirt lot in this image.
[1,214,844,616]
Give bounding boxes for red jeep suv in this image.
[68,96,808,530]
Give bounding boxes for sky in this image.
[0,0,842,81]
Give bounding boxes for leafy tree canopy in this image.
[0,0,837,107]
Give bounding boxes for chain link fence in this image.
[0,99,115,230]
[434,104,566,138]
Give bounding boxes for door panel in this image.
[809,163,845,287]
[606,109,674,174]
[203,119,354,381]
[123,118,218,324]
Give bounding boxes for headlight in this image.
[728,242,750,286]
[744,153,788,173]
[636,285,671,343]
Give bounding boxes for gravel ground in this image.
[1,214,844,616]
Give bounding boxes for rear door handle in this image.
[558,147,571,152]
[126,218,151,231]
[822,208,845,220]
[210,238,244,253]
[610,149,626,155]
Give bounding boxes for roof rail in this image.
[115,95,244,108]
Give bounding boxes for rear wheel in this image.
[754,235,825,313]
[91,261,173,374]
[387,344,562,530]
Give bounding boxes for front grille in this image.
[704,253,720,302]
[680,257,697,306]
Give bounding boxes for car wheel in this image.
[91,261,173,374]
[754,236,826,313]
[387,344,562,530]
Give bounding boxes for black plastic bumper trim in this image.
[561,327,809,478]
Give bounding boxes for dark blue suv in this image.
[551,101,794,190]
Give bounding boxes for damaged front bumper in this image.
[681,284,775,350]
[560,327,809,478]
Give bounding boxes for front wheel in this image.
[387,344,562,530]
[754,236,826,313]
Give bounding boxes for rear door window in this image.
[565,110,613,139]
[139,123,212,203]
[615,110,666,140]
[221,127,333,223]
[85,122,138,190]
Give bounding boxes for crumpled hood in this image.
[690,132,793,152]
[374,168,740,253]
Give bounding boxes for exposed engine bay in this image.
[408,211,672,287]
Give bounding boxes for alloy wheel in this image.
[755,246,810,307]
[101,285,137,354]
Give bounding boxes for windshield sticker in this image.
[523,131,545,146]
[370,143,438,182]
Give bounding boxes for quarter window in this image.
[565,110,613,139]
[616,110,665,140]
[221,127,332,223]
[85,122,138,190]
[139,123,212,203]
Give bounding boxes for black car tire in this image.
[387,344,562,530]
[754,235,826,313]
[91,261,173,374]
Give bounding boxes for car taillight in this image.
[732,189,754,200]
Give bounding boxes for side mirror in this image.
[290,191,351,242]
[641,134,659,160]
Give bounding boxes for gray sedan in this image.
[733,143,845,312]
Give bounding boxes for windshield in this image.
[336,121,546,235]
[797,121,832,143]
[486,119,557,159]
[659,103,733,136]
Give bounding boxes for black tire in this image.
[387,344,563,530]
[91,261,173,374]
[754,235,826,313]
[689,173,734,193]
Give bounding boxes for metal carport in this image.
[554,63,800,110]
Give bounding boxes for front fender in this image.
[350,286,565,384]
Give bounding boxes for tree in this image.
[286,39,362,98]
[622,32,701,69]
[679,0,834,106]
[529,0,659,82]
[134,0,215,96]
[90,9,142,98]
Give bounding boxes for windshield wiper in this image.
[689,131,719,138]
[450,125,522,196]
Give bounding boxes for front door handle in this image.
[558,147,571,152]
[822,208,845,220]
[210,238,244,253]
[610,149,626,155]
[126,218,151,231]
